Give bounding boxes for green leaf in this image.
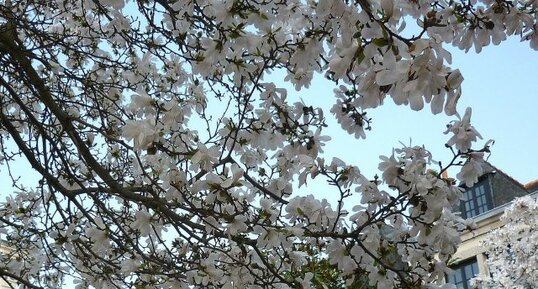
[372,38,389,47]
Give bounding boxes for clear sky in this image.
[450,36,538,184]
[299,35,538,186]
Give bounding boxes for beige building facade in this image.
[448,203,505,286]
[0,242,11,289]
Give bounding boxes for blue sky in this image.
[451,36,538,184]
[301,36,538,186]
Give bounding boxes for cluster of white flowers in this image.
[473,196,538,289]
[0,0,532,288]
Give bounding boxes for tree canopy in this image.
[0,0,535,288]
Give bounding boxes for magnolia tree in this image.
[0,0,535,288]
[473,196,538,289]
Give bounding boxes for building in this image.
[445,162,533,289]
[0,241,11,289]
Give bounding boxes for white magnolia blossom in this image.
[132,210,153,237]
[445,108,482,153]
[0,0,532,288]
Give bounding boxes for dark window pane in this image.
[476,185,485,197]
[460,181,492,218]
[480,194,487,204]
[471,262,479,275]
[447,259,479,289]
[465,264,474,279]
[454,271,462,283]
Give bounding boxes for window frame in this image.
[446,258,480,289]
[460,178,493,219]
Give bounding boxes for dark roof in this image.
[454,161,530,212]
[481,161,528,192]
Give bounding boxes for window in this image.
[460,180,492,218]
[447,259,479,289]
